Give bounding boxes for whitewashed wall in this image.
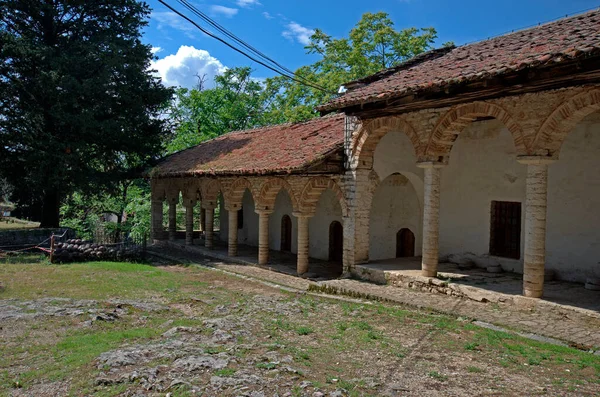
[369,173,422,260]
[438,119,526,272]
[269,190,297,254]
[238,189,259,246]
[371,130,424,260]
[546,113,600,282]
[309,189,343,260]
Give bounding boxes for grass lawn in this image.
[1,255,599,396]
[0,217,40,230]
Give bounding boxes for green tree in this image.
[264,12,437,123]
[167,67,268,153]
[0,0,173,227]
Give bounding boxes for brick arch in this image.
[352,116,422,170]
[426,102,528,157]
[226,178,256,210]
[151,179,168,201]
[201,179,224,208]
[257,178,299,212]
[181,179,201,206]
[532,89,600,156]
[298,177,348,217]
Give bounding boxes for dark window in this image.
[490,201,521,259]
[280,215,292,252]
[396,228,415,258]
[328,221,343,264]
[237,208,243,229]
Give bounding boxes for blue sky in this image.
[145,0,599,89]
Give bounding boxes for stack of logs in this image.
[51,239,143,263]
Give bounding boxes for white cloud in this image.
[150,45,227,89]
[262,11,273,20]
[151,46,163,54]
[210,5,238,18]
[152,11,196,38]
[282,22,314,45]
[237,0,261,7]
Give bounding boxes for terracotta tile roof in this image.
[320,10,600,111]
[150,114,345,177]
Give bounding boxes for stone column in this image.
[417,161,444,277]
[518,156,555,298]
[295,214,311,275]
[204,207,215,249]
[256,210,272,265]
[168,200,177,241]
[184,204,194,245]
[151,199,164,241]
[342,168,374,273]
[228,208,238,257]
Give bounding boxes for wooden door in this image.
[329,221,343,263]
[396,228,415,257]
[280,215,292,252]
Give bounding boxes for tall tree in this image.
[167,67,268,153]
[0,0,173,227]
[264,12,437,123]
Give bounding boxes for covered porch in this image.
[353,258,600,315]
[156,237,344,280]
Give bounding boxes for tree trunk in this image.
[40,189,60,228]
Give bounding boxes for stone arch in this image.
[226,178,256,210]
[257,178,299,212]
[201,179,224,208]
[299,177,347,217]
[532,89,600,156]
[352,116,422,170]
[181,178,201,207]
[426,101,527,158]
[151,179,168,201]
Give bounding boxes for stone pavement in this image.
[149,244,600,350]
[354,260,600,316]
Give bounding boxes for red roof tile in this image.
[320,10,600,111]
[150,114,344,177]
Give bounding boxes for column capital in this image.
[517,155,557,166]
[416,160,447,169]
[255,209,274,216]
[224,202,241,212]
[292,211,313,219]
[201,202,216,210]
[182,199,197,209]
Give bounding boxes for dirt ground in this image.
[1,257,599,396]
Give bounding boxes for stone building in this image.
[150,10,600,298]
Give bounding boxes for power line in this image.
[157,0,333,94]
[176,0,299,78]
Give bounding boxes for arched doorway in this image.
[329,221,343,263]
[396,228,415,257]
[280,215,292,252]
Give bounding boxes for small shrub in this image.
[428,371,448,381]
[467,366,484,373]
[296,326,313,336]
[214,368,236,377]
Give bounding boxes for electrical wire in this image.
[177,0,299,78]
[157,0,334,94]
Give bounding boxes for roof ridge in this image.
[341,9,600,92]
[459,7,600,48]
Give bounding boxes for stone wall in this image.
[0,228,73,248]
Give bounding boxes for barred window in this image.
[490,201,521,259]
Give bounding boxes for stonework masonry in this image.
[151,85,600,298]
